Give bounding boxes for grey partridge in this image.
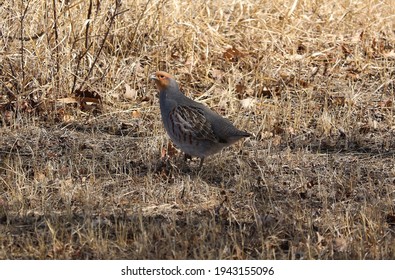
[150,71,250,169]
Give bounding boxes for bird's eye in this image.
[159,75,164,79]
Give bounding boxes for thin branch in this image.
[85,0,93,50]
[52,0,59,71]
[77,0,121,92]
[19,0,31,95]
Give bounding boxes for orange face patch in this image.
[150,71,174,91]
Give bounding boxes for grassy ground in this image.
[0,0,394,259]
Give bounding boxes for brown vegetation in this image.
[0,0,394,259]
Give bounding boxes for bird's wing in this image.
[170,105,219,143]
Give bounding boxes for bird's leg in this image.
[198,157,204,170]
[179,153,192,173]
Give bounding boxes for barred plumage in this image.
[150,71,250,169]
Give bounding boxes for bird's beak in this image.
[149,73,158,80]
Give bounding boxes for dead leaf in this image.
[125,84,138,100]
[211,69,225,80]
[240,98,256,110]
[236,83,246,94]
[223,47,245,62]
[132,110,141,118]
[333,237,347,252]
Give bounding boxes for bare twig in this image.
[76,0,121,92]
[19,0,31,95]
[85,0,93,50]
[52,0,60,89]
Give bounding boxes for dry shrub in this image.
[0,0,394,259]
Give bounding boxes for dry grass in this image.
[0,0,395,259]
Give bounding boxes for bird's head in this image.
[150,71,177,91]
